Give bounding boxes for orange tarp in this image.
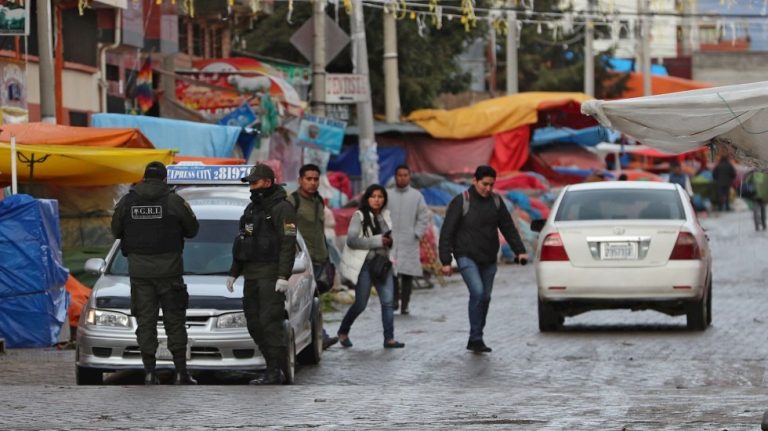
[406,92,593,140]
[0,123,154,148]
[65,275,91,328]
[618,73,713,99]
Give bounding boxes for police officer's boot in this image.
[173,371,197,385]
[173,355,197,385]
[142,353,159,385]
[144,369,160,385]
[248,368,285,385]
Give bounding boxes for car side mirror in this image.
[530,219,547,232]
[292,258,306,274]
[84,258,106,275]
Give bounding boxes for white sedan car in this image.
[532,181,712,331]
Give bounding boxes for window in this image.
[555,189,685,221]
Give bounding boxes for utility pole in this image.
[506,8,518,94]
[350,0,378,189]
[383,10,401,123]
[584,0,595,97]
[638,0,652,96]
[312,0,327,117]
[36,0,56,123]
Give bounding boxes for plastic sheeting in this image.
[0,123,154,148]
[0,195,69,347]
[92,114,242,158]
[0,143,175,186]
[531,126,620,147]
[407,92,592,140]
[327,145,406,185]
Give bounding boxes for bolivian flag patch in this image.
[283,222,297,236]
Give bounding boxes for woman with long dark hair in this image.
[337,184,405,348]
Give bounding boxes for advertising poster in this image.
[296,114,346,155]
[0,0,29,36]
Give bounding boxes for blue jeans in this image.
[338,260,396,341]
[457,256,497,342]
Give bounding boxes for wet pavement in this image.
[1,211,768,430]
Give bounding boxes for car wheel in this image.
[686,296,707,331]
[282,321,296,385]
[538,299,562,332]
[75,365,103,385]
[297,297,323,365]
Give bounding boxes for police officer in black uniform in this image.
[226,163,297,385]
[111,161,199,385]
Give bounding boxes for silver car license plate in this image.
[601,242,637,260]
[156,340,191,361]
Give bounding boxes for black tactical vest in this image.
[234,203,279,263]
[120,191,184,255]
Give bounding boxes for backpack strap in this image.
[461,189,501,217]
[290,191,300,210]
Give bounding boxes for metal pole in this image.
[10,135,17,195]
[312,0,327,117]
[383,10,401,123]
[351,0,378,189]
[584,0,595,97]
[36,0,56,123]
[506,10,518,94]
[639,0,652,96]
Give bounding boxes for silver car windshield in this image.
[555,189,686,221]
[108,219,239,275]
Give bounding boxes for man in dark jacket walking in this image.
[226,163,298,384]
[111,161,199,384]
[439,165,528,353]
[713,155,737,211]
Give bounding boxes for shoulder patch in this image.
[283,222,297,236]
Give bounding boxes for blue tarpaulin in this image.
[608,58,669,76]
[92,113,242,158]
[328,145,406,185]
[531,126,620,148]
[0,195,69,347]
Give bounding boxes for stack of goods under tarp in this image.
[0,195,69,347]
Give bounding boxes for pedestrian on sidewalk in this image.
[439,165,528,353]
[227,164,298,385]
[713,155,736,211]
[289,163,338,349]
[743,169,768,231]
[387,165,432,315]
[111,161,199,384]
[337,184,404,349]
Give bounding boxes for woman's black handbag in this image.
[368,255,392,281]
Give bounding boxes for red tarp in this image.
[490,126,530,175]
[495,173,548,191]
[377,134,495,175]
[523,153,584,187]
[537,145,604,170]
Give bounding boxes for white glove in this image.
[275,279,290,293]
[225,276,236,293]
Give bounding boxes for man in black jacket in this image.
[438,165,528,353]
[111,161,199,384]
[227,163,298,384]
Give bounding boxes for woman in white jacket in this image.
[337,184,405,349]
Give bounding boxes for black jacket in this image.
[111,179,199,278]
[229,185,297,280]
[438,186,526,266]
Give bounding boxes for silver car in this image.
[75,185,323,385]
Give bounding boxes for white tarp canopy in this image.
[581,81,768,166]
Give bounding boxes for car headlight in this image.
[86,309,131,328]
[216,312,247,329]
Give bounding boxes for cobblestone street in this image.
[2,211,768,429]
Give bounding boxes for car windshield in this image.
[108,219,239,275]
[555,189,685,221]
